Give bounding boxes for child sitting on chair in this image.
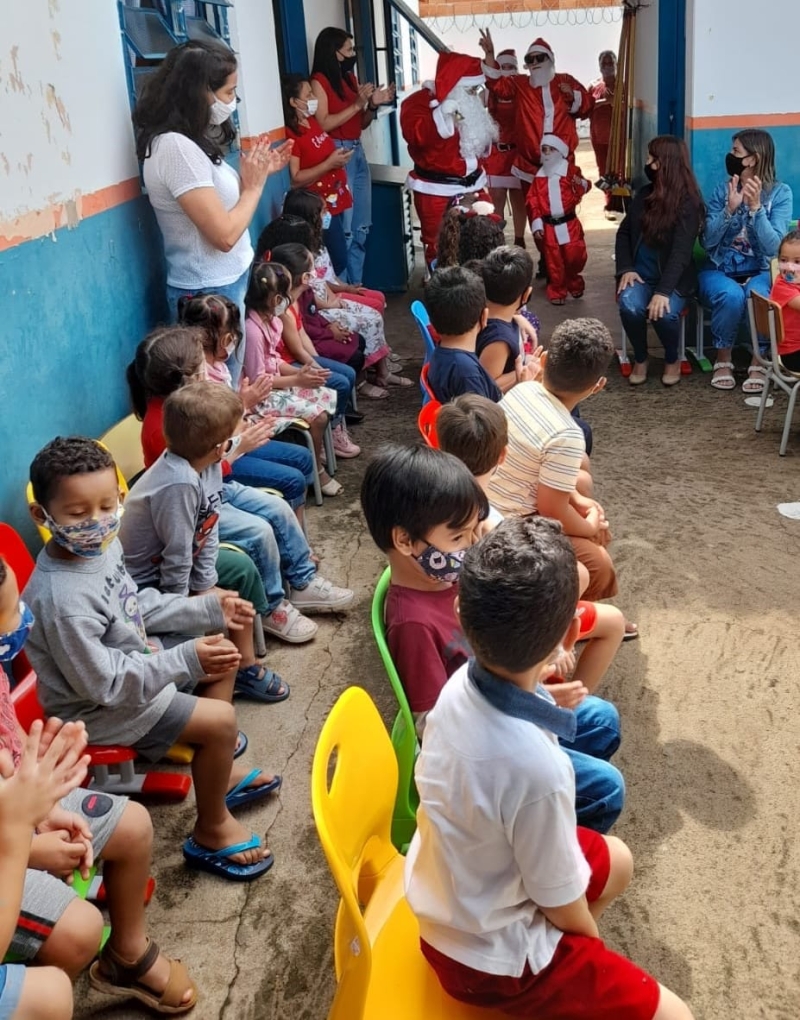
[361,444,624,834]
[405,516,694,1020]
[23,436,279,883]
[771,228,800,371]
[0,556,198,1012]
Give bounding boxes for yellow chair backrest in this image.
[99,415,145,485]
[311,687,400,1020]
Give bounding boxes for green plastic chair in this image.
[370,567,420,853]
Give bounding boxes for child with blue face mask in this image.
[770,229,800,372]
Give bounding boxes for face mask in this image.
[225,341,236,357]
[44,510,121,558]
[274,297,289,316]
[725,152,747,178]
[499,66,518,77]
[339,54,357,73]
[644,162,658,182]
[0,602,35,662]
[305,97,319,117]
[209,96,237,126]
[779,260,800,283]
[415,544,466,583]
[321,210,332,230]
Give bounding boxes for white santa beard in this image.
[530,63,555,87]
[447,87,499,160]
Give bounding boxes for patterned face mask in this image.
[414,544,466,583]
[0,601,35,661]
[43,509,121,558]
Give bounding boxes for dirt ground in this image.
[73,145,800,1020]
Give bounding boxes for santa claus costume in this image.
[482,38,593,187]
[526,133,590,304]
[401,52,498,265]
[484,49,519,189]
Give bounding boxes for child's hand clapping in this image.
[297,363,330,388]
[217,590,256,632]
[237,417,278,454]
[239,373,273,410]
[195,634,242,676]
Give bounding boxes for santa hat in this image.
[430,51,484,107]
[524,38,554,63]
[496,48,517,62]
[541,133,570,158]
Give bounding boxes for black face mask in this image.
[644,162,658,182]
[725,152,747,178]
[339,53,357,73]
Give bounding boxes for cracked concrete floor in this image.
[73,148,800,1019]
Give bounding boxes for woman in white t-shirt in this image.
[134,41,292,382]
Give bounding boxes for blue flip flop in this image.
[225,768,282,811]
[234,730,248,760]
[234,665,290,704]
[182,833,274,882]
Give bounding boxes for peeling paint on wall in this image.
[51,31,62,60]
[44,83,71,132]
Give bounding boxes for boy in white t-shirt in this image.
[405,516,694,1020]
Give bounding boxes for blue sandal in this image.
[234,730,248,759]
[182,833,274,882]
[225,768,282,810]
[234,664,290,703]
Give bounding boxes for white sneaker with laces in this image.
[289,576,354,612]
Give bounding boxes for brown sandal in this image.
[89,938,197,1015]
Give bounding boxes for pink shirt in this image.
[244,310,284,380]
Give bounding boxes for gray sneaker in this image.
[288,576,354,613]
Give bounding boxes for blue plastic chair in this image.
[410,300,436,362]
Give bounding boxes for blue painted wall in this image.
[686,125,800,215]
[0,166,289,548]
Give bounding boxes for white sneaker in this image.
[289,576,354,612]
[261,601,318,643]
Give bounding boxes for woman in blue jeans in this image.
[616,135,704,387]
[698,129,792,392]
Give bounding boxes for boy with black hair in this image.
[476,244,536,392]
[488,317,620,603]
[425,266,503,403]
[405,516,694,1020]
[24,436,279,884]
[361,443,624,833]
[0,555,198,1011]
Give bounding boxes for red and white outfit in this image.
[526,134,589,303]
[483,38,593,184]
[285,115,353,218]
[401,52,496,264]
[484,48,519,190]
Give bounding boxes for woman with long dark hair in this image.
[616,136,704,386]
[698,129,792,391]
[310,27,395,286]
[134,40,291,380]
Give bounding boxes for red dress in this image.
[526,163,590,302]
[286,115,353,217]
[484,94,518,189]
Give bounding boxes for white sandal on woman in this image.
[742,365,766,393]
[710,361,735,390]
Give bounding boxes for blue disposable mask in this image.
[0,601,35,662]
[415,544,466,583]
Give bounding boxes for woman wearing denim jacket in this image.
[698,129,792,392]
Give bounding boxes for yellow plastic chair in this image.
[311,686,507,1020]
[99,415,146,486]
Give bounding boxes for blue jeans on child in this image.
[561,696,624,834]
[334,140,371,285]
[697,265,771,353]
[220,481,316,611]
[618,243,686,364]
[166,266,251,386]
[228,440,313,510]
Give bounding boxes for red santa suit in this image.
[401,52,497,264]
[526,133,589,304]
[484,48,519,190]
[483,38,593,185]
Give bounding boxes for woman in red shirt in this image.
[284,74,354,277]
[310,27,395,286]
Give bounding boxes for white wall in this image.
[304,0,348,65]
[230,0,283,138]
[688,0,800,118]
[0,0,137,230]
[632,0,658,114]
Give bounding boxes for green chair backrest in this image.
[370,566,420,853]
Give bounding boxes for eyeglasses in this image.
[219,434,243,456]
[523,53,548,67]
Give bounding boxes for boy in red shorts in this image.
[405,516,694,1020]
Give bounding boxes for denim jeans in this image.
[166,266,250,386]
[324,213,348,279]
[334,140,371,285]
[229,440,313,509]
[697,266,771,352]
[560,696,624,834]
[618,280,687,364]
[295,357,356,419]
[222,481,315,596]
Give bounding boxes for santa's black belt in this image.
[542,212,576,226]
[497,142,516,152]
[413,165,483,187]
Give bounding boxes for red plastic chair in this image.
[419,362,439,408]
[417,401,441,448]
[1,523,190,803]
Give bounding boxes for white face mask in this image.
[209,96,237,126]
[225,341,236,357]
[275,298,289,316]
[305,97,319,117]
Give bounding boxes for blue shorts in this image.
[0,964,25,1020]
